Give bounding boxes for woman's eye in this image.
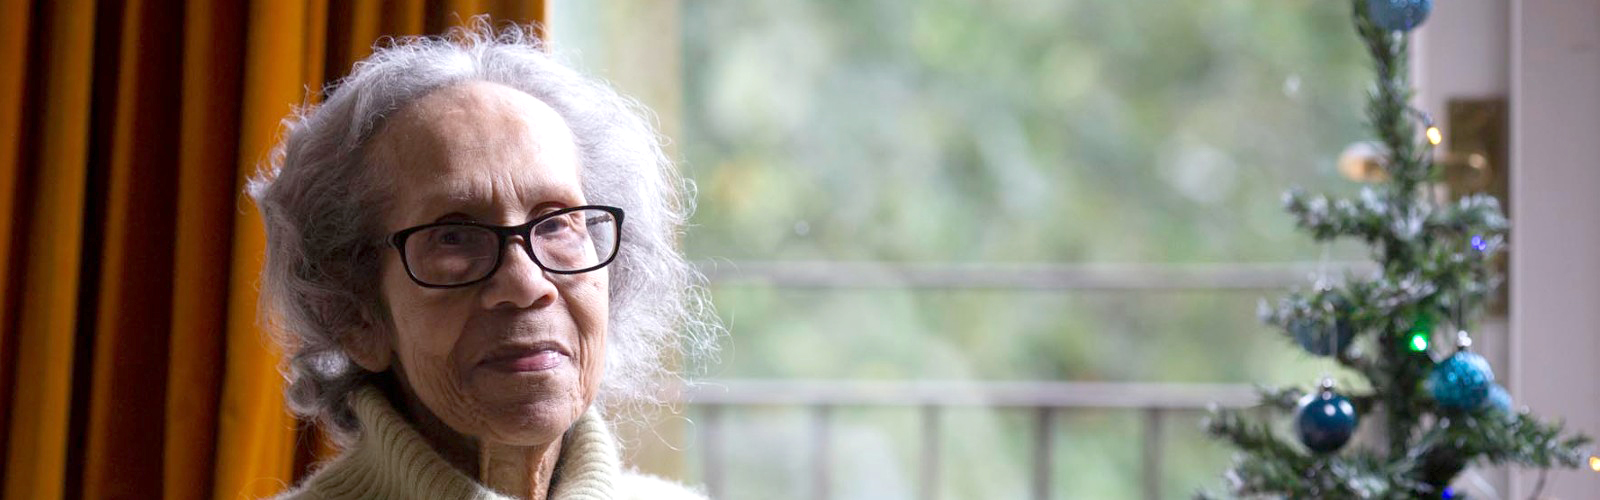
[434,227,484,246]
[534,216,576,237]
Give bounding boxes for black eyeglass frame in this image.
[388,204,625,289]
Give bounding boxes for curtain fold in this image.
[0,2,547,499]
[213,1,313,497]
[0,0,35,488]
[163,1,246,497]
[3,1,97,498]
[81,0,184,497]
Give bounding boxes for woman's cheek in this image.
[569,275,609,405]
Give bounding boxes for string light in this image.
[1589,455,1600,472]
[1407,108,1442,147]
[1470,235,1488,252]
[1408,332,1430,352]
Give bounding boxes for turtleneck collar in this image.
[284,384,620,500]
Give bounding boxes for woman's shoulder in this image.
[616,470,708,500]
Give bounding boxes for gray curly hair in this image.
[248,20,718,432]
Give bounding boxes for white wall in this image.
[1414,0,1510,117]
[1509,0,1600,497]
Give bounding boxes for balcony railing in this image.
[679,379,1261,500]
[699,260,1376,291]
[684,261,1349,498]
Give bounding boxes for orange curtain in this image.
[0,2,547,499]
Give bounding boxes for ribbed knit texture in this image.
[272,386,704,500]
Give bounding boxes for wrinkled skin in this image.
[350,81,608,499]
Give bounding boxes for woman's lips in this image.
[481,345,569,373]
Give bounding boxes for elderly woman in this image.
[251,23,715,499]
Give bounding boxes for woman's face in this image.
[366,81,608,446]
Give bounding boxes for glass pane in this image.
[553,0,1374,496]
[1163,410,1239,497]
[830,407,919,500]
[704,284,1346,385]
[701,405,811,500]
[555,0,1372,264]
[1049,409,1143,499]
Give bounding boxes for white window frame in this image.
[1418,1,1600,496]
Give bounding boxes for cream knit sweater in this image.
[273,386,706,500]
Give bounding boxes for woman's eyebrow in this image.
[404,187,488,222]
[425,179,493,205]
[412,181,577,222]
[429,212,476,223]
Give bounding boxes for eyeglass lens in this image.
[402,208,618,286]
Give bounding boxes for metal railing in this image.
[698,260,1376,291]
[679,380,1261,500]
[681,261,1347,498]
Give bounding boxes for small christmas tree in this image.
[1202,1,1594,498]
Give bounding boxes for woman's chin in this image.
[475,394,588,446]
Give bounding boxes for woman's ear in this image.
[342,328,393,373]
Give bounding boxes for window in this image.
[553,1,1372,497]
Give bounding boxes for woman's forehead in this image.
[372,82,584,213]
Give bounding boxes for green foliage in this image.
[678,0,1375,265]
[1202,1,1593,498]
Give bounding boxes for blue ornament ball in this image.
[1295,389,1359,453]
[1429,351,1495,410]
[1486,384,1513,412]
[1368,0,1433,32]
[1291,317,1354,357]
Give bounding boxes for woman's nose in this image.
[480,237,559,310]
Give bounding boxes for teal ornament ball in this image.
[1295,389,1359,453]
[1429,351,1495,410]
[1367,0,1433,32]
[1292,318,1354,356]
[1487,384,1513,412]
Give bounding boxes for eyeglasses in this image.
[389,205,624,288]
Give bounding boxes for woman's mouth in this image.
[481,344,569,373]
